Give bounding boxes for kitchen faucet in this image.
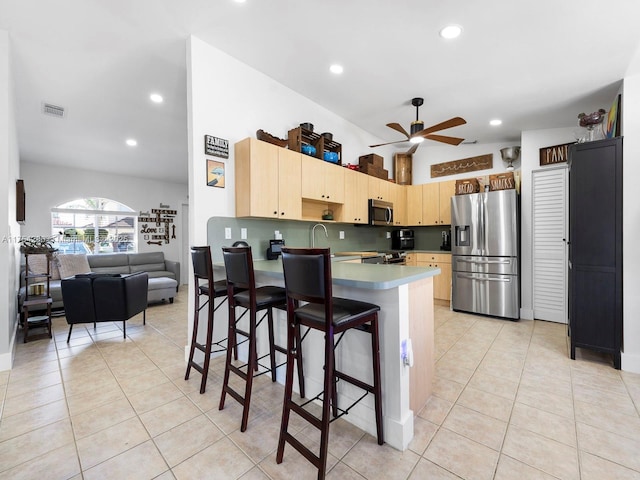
[311,223,328,248]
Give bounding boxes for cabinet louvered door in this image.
[532,166,568,323]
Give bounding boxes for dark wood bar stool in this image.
[220,246,305,432]
[277,247,384,480]
[185,246,229,394]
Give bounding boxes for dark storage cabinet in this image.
[569,137,622,369]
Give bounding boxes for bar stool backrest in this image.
[222,246,254,293]
[191,246,213,283]
[281,247,333,328]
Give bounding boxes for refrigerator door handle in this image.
[456,259,511,265]
[456,273,511,282]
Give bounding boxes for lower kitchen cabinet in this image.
[413,252,452,302]
[568,137,622,369]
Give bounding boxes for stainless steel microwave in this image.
[368,199,393,226]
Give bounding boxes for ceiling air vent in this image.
[42,102,65,118]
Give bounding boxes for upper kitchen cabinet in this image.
[235,138,302,220]
[387,182,406,226]
[301,156,345,204]
[406,184,424,226]
[342,168,369,224]
[422,180,455,225]
[368,176,391,202]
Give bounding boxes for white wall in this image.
[20,161,188,275]
[0,29,22,371]
[187,35,396,247]
[622,74,640,372]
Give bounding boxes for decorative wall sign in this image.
[204,135,229,158]
[207,159,225,188]
[539,142,572,166]
[431,154,493,178]
[138,204,177,246]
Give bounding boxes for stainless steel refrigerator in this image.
[451,189,520,319]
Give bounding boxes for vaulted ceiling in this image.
[2,0,639,183]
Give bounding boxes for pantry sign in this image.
[539,142,572,166]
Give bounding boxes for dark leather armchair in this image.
[61,272,148,342]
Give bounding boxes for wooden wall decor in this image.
[539,142,572,166]
[16,179,25,224]
[431,154,493,178]
[138,203,177,246]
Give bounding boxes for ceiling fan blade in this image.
[369,139,408,148]
[386,122,410,139]
[415,117,467,137]
[423,134,466,145]
[405,143,420,155]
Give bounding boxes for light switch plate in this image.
[225,227,232,239]
[241,228,247,239]
[339,231,345,239]
[386,231,391,239]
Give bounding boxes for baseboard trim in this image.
[0,322,18,371]
[519,308,534,320]
[622,351,640,374]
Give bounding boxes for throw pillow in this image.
[27,253,61,281]
[57,254,91,279]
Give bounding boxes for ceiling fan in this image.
[370,97,466,154]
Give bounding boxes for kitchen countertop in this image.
[251,259,440,290]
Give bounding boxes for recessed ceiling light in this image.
[126,139,137,147]
[439,25,462,39]
[489,119,502,126]
[150,93,163,103]
[233,0,246,3]
[329,64,344,74]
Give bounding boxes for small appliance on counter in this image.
[391,229,414,250]
[266,239,285,260]
[440,230,451,251]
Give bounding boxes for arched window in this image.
[51,197,137,254]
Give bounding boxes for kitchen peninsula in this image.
[211,258,440,451]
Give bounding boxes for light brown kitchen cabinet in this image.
[342,169,369,224]
[422,180,455,225]
[416,252,451,302]
[405,253,417,266]
[301,156,345,204]
[406,185,424,226]
[368,176,390,201]
[235,138,302,220]
[388,182,406,225]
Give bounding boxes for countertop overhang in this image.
[250,259,440,290]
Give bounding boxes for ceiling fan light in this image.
[439,25,462,39]
[410,137,424,144]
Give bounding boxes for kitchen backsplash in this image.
[207,217,450,261]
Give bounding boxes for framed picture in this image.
[207,160,225,188]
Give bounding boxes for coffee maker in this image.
[440,230,451,251]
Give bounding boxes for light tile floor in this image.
[2,291,640,479]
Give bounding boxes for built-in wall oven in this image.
[368,199,393,226]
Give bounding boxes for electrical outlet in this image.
[339,231,345,239]
[225,227,232,239]
[386,231,391,239]
[241,228,247,239]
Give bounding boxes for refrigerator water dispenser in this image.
[455,225,470,247]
